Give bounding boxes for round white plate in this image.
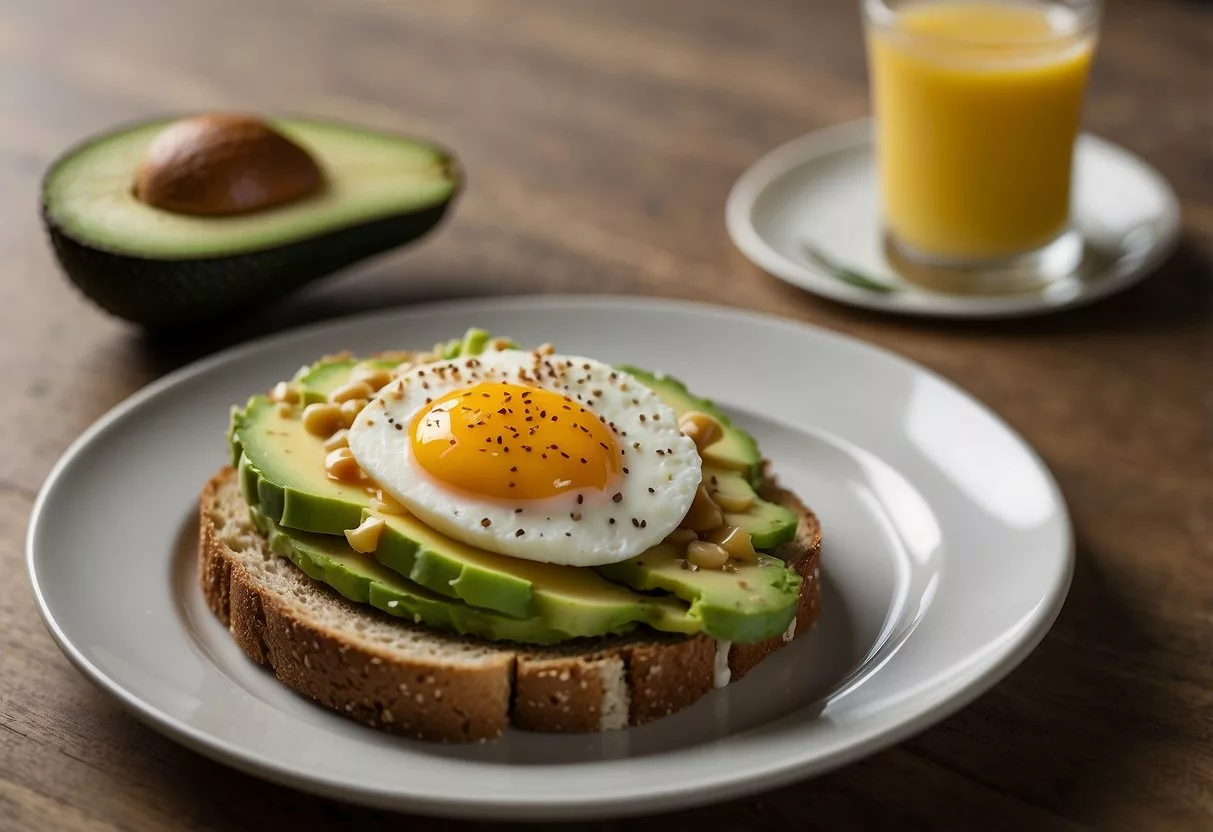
[28,296,1072,820]
[726,119,1181,318]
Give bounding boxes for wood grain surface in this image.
[1,0,1210,828]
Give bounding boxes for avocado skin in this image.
[44,199,453,331]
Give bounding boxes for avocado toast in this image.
[202,330,822,741]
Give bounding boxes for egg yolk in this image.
[410,382,621,500]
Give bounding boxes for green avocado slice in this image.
[597,545,800,643]
[620,367,798,548]
[249,505,590,644]
[620,366,763,484]
[294,358,395,404]
[291,329,504,404]
[701,468,799,550]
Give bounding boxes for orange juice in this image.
[866,0,1097,261]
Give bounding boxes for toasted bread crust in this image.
[200,467,821,741]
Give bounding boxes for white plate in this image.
[726,119,1181,318]
[28,296,1072,820]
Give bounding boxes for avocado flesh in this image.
[620,366,763,484]
[42,117,459,328]
[249,505,595,645]
[619,367,797,548]
[291,329,499,404]
[233,397,697,636]
[295,358,397,405]
[44,118,456,257]
[597,546,800,643]
[703,467,799,550]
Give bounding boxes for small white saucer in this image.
[726,119,1181,318]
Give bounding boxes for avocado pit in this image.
[133,114,325,216]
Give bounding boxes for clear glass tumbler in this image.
[863,0,1101,291]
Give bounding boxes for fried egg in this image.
[347,350,701,566]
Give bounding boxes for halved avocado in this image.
[41,114,460,329]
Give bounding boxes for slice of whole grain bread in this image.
[199,466,821,742]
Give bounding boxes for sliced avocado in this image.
[597,545,800,643]
[249,505,697,644]
[620,366,762,483]
[372,511,696,636]
[294,357,397,404]
[291,328,503,403]
[703,467,799,549]
[621,367,797,547]
[42,114,460,329]
[232,396,698,636]
[442,327,499,358]
[250,505,583,644]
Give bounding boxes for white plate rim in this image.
[26,294,1074,818]
[725,118,1182,319]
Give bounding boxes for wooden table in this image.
[2,0,1209,828]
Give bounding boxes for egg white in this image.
[347,350,701,566]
